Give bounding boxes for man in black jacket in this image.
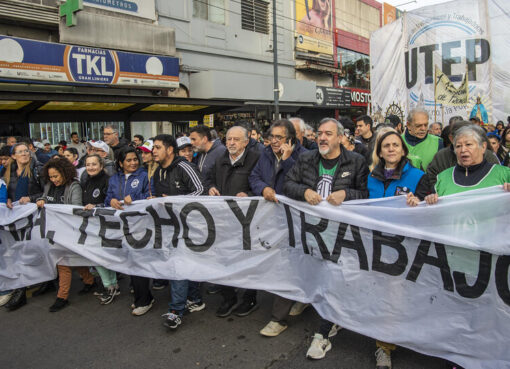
[132,134,205,329]
[283,117,369,360]
[209,126,261,318]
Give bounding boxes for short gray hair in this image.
[453,125,486,147]
[289,117,306,133]
[104,125,119,135]
[407,108,429,123]
[319,117,344,136]
[305,124,313,131]
[227,126,249,141]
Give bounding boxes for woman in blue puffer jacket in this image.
[105,147,150,209]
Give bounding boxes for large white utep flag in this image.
[1,188,510,369]
[370,0,510,124]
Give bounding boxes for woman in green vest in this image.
[423,125,510,205]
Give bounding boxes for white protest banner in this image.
[1,188,510,369]
[370,0,510,124]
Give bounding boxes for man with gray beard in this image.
[283,117,369,360]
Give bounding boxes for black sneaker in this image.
[78,282,96,295]
[32,281,56,297]
[162,311,182,329]
[215,299,237,318]
[49,298,69,312]
[4,288,27,311]
[152,280,168,290]
[186,299,206,313]
[233,300,259,317]
[99,286,120,305]
[206,284,222,294]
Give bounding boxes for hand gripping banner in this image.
[1,187,510,368]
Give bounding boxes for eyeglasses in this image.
[268,135,286,141]
[15,149,30,154]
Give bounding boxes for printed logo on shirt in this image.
[341,171,351,178]
[92,188,100,198]
[131,179,139,188]
[395,186,410,196]
[317,174,333,198]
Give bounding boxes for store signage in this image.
[0,36,179,88]
[349,88,371,107]
[315,87,351,109]
[83,0,156,21]
[60,0,83,27]
[203,114,214,128]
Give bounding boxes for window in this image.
[193,0,226,25]
[241,0,269,34]
[337,48,370,89]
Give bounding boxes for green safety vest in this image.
[402,133,440,171]
[435,164,510,196]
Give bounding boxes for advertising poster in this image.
[295,0,333,55]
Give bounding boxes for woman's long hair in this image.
[3,143,33,186]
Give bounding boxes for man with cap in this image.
[38,139,57,164]
[177,136,194,163]
[87,140,116,176]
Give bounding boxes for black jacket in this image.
[81,170,110,206]
[194,139,227,187]
[283,146,369,201]
[302,137,318,151]
[3,160,44,202]
[153,156,205,197]
[211,148,260,196]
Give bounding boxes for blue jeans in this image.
[168,280,201,315]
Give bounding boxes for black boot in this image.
[49,298,69,312]
[4,288,27,311]
[78,282,96,295]
[32,280,56,297]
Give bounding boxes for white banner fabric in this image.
[370,0,510,124]
[1,189,510,369]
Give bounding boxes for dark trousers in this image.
[221,287,257,303]
[131,276,153,307]
[318,318,334,337]
[271,295,294,324]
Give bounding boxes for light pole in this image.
[272,0,279,119]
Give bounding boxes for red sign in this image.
[349,88,371,107]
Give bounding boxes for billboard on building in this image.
[83,0,156,20]
[0,36,179,88]
[370,0,510,124]
[383,3,403,25]
[295,0,334,55]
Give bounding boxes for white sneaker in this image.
[260,321,288,337]
[289,302,309,316]
[132,299,154,316]
[375,347,392,369]
[306,333,331,359]
[0,292,13,307]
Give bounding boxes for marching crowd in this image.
[1,110,510,369]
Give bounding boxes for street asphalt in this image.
[0,276,452,369]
